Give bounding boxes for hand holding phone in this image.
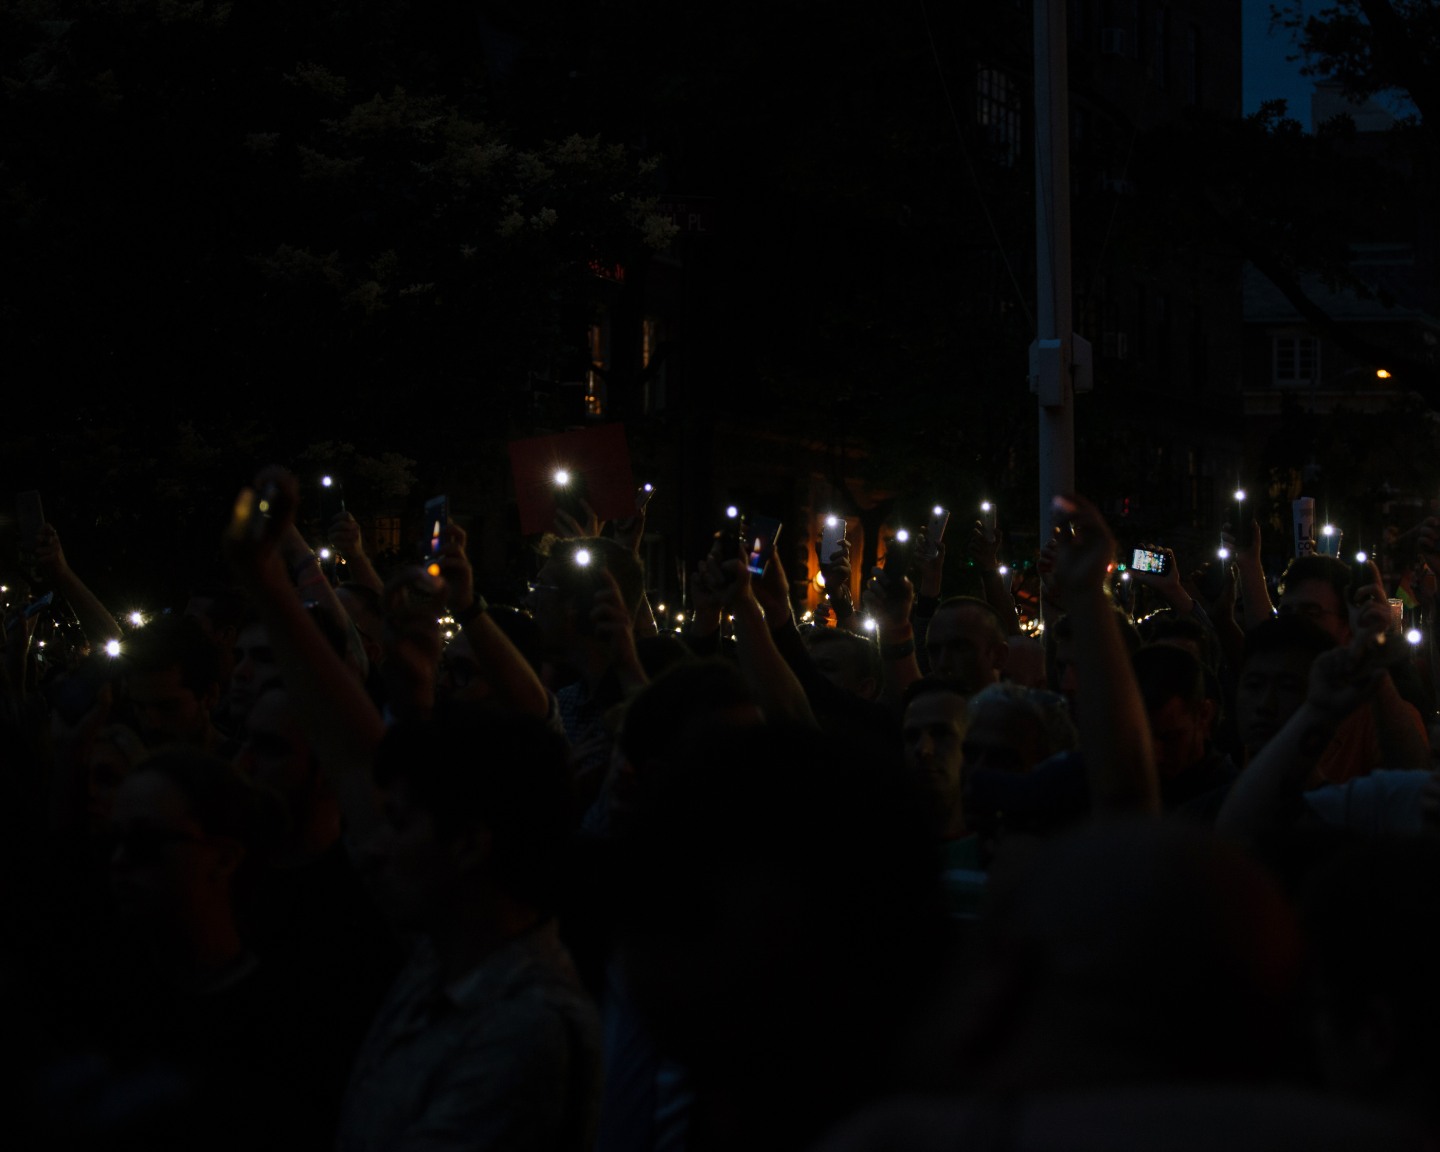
[746,515,782,577]
[818,514,846,564]
[551,469,594,533]
[714,506,744,570]
[922,505,950,560]
[877,529,914,595]
[223,467,301,589]
[319,475,346,525]
[424,495,449,577]
[1130,546,1172,578]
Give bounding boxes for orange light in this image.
[427,563,442,578]
[1376,369,1392,379]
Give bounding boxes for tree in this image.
[1,0,675,451]
[1273,0,1440,131]
[1,0,677,599]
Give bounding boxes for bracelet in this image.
[454,595,488,626]
[880,638,916,660]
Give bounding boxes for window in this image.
[641,316,666,413]
[370,517,402,554]
[1273,335,1319,387]
[585,321,607,418]
[977,67,1022,167]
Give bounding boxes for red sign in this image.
[508,423,636,535]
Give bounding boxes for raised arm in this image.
[34,524,121,647]
[437,522,549,719]
[697,543,814,727]
[329,509,385,595]
[862,568,923,706]
[1349,564,1432,773]
[1050,495,1159,816]
[968,519,1020,637]
[1227,515,1276,632]
[225,468,385,846]
[1216,631,1385,848]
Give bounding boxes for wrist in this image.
[687,605,722,637]
[878,621,914,644]
[1295,699,1343,742]
[764,602,794,631]
[1166,589,1196,615]
[880,636,916,660]
[290,553,321,583]
[454,595,488,626]
[732,596,765,625]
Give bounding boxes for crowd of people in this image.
[2,465,1439,1151]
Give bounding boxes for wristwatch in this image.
[454,595,488,626]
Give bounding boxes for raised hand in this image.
[554,499,601,540]
[328,510,366,559]
[224,465,299,591]
[1048,494,1117,602]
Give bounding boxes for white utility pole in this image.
[1030,0,1086,541]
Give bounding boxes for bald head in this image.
[925,598,1008,694]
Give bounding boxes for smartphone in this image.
[249,479,282,544]
[879,530,914,594]
[715,505,743,564]
[1113,570,1134,610]
[636,483,656,512]
[552,468,590,524]
[980,501,997,539]
[425,494,449,577]
[1131,547,1171,577]
[1348,553,1378,601]
[923,505,950,560]
[819,514,846,563]
[16,490,44,559]
[571,546,601,634]
[319,475,346,524]
[746,515,782,577]
[21,590,54,620]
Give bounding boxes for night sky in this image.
[1243,1,1420,129]
[1243,1,1317,128]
